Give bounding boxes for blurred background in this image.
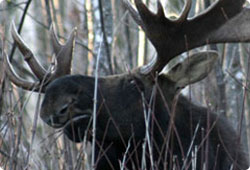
[0,0,250,169]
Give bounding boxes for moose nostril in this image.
[41,116,52,125]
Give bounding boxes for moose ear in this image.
[161,51,218,89]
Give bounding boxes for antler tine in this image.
[156,0,165,18]
[50,24,63,55]
[11,22,47,80]
[134,0,158,24]
[3,51,42,92]
[134,0,250,76]
[51,27,77,79]
[123,0,145,29]
[7,23,77,92]
[175,0,192,23]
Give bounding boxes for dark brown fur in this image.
[41,73,248,170]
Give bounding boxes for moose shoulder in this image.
[3,0,250,169]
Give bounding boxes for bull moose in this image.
[3,0,250,169]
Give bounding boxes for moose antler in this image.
[124,0,250,75]
[4,22,77,92]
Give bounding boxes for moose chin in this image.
[3,0,250,169]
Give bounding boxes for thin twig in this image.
[141,88,156,170]
[226,69,250,92]
[120,137,132,170]
[0,1,29,11]
[98,0,113,74]
[91,34,104,170]
[24,68,52,169]
[44,0,52,26]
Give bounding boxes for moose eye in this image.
[58,104,69,115]
[129,79,136,85]
[175,86,183,92]
[128,78,145,92]
[57,98,77,115]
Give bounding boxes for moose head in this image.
[3,0,250,169]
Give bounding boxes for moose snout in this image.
[40,114,63,128]
[40,115,52,126]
